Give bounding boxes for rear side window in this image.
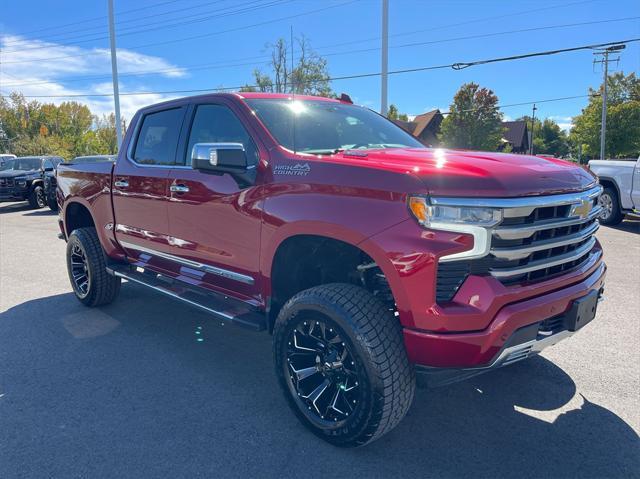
[185,104,258,165]
[133,107,185,165]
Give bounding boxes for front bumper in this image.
[0,187,29,201]
[403,260,606,369]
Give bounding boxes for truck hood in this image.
[0,169,37,178]
[337,148,597,197]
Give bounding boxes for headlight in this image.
[408,196,503,261]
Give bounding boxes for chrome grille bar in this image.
[490,238,597,278]
[493,205,602,240]
[491,221,599,261]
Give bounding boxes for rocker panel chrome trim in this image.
[118,240,254,285]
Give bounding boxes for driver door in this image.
[166,101,264,301]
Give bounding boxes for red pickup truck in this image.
[57,92,605,447]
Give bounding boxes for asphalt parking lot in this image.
[1,201,639,478]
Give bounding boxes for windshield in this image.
[0,158,41,171]
[245,99,424,154]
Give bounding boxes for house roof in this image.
[412,110,441,137]
[502,121,528,148]
[392,119,416,134]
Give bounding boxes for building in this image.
[392,110,443,147]
[501,120,529,154]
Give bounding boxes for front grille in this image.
[435,186,602,302]
[0,178,15,187]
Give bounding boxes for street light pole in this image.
[380,0,388,116]
[108,0,123,151]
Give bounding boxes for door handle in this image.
[170,184,190,193]
[114,179,129,188]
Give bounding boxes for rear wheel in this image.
[273,283,415,447]
[66,227,121,307]
[28,185,46,209]
[598,187,624,225]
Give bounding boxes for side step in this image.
[106,264,267,331]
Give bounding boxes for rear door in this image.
[165,100,264,301]
[112,104,187,268]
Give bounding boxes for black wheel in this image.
[598,187,624,225]
[47,192,58,211]
[28,185,46,209]
[66,227,121,307]
[273,283,415,447]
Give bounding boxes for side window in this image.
[133,107,185,165]
[43,159,54,170]
[186,104,258,165]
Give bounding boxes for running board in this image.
[106,264,267,331]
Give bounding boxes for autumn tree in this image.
[0,92,123,158]
[241,36,332,97]
[570,72,640,159]
[439,83,504,150]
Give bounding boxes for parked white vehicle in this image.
[588,157,640,225]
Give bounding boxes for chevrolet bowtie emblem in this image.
[571,199,592,219]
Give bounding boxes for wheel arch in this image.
[264,225,405,332]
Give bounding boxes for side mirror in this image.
[44,167,54,172]
[191,143,247,170]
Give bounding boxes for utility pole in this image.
[529,104,537,155]
[593,44,625,161]
[380,0,389,116]
[108,0,123,151]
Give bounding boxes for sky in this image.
[1,0,639,130]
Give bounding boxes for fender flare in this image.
[261,221,410,315]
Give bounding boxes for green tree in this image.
[387,104,409,121]
[518,116,569,157]
[248,36,332,97]
[570,72,640,159]
[439,82,504,151]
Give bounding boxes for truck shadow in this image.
[0,202,31,214]
[609,218,640,234]
[1,285,638,477]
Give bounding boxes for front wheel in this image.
[273,283,415,447]
[28,185,46,209]
[66,227,121,307]
[598,187,624,225]
[47,191,58,211]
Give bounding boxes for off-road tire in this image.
[273,283,415,447]
[66,227,121,307]
[28,185,46,209]
[599,187,624,225]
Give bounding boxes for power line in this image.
[1,0,294,53]
[4,16,638,89]
[1,0,228,46]
[7,38,638,99]
[0,0,358,65]
[4,0,186,38]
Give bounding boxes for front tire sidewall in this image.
[274,284,414,447]
[274,303,378,443]
[29,186,46,209]
[599,188,623,225]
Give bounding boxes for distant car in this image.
[0,156,63,209]
[588,156,640,225]
[45,155,115,211]
[0,154,17,166]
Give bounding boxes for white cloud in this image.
[0,34,186,119]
